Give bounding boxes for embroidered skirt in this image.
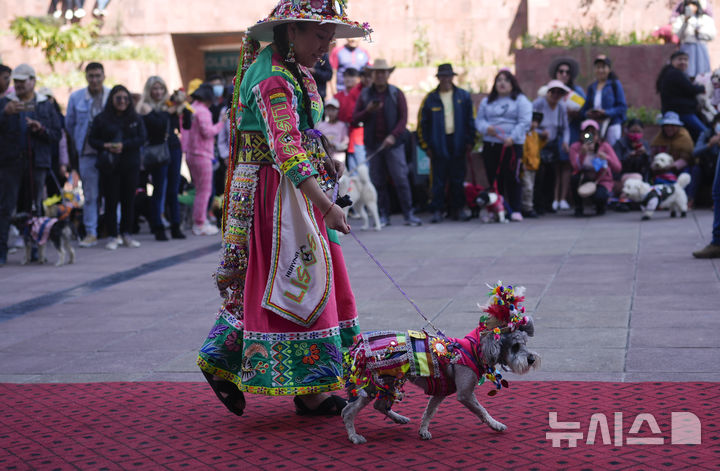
[198,154,360,396]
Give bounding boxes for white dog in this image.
[338,163,381,231]
[622,173,691,220]
[650,152,675,174]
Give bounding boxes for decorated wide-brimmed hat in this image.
[247,0,372,43]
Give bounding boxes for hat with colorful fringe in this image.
[247,0,372,42]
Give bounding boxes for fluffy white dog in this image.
[622,173,691,220]
[338,163,381,231]
[650,152,675,174]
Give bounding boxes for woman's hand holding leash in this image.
[323,203,350,234]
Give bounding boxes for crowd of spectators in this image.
[1,0,719,265]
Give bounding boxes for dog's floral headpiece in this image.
[479,281,528,340]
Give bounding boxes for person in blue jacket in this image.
[418,63,476,223]
[580,55,627,146]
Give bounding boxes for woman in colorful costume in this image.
[197,0,371,417]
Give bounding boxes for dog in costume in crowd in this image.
[341,282,539,444]
[650,152,679,185]
[12,210,77,266]
[338,162,381,231]
[622,173,691,220]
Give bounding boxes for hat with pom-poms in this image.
[478,281,529,339]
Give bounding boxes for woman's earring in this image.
[286,42,296,63]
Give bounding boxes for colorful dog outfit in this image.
[197,0,372,397]
[344,283,528,402]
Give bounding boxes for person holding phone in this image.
[569,119,621,217]
[87,85,147,250]
[0,63,62,266]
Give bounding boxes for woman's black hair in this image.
[554,62,576,89]
[487,70,523,103]
[678,0,704,15]
[103,85,138,125]
[625,118,644,129]
[273,23,315,130]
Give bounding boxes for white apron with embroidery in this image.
[262,175,332,327]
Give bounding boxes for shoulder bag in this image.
[142,116,170,170]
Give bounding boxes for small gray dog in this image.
[342,284,539,444]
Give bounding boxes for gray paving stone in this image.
[533,310,630,328]
[0,209,717,384]
[530,348,626,372]
[629,328,717,348]
[530,328,627,348]
[537,295,631,313]
[625,348,720,372]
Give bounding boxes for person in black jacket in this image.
[0,64,61,266]
[656,49,708,142]
[88,85,147,250]
[311,53,333,101]
[136,76,186,241]
[418,63,476,222]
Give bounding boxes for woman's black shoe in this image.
[171,224,186,239]
[154,227,169,241]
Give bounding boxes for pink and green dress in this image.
[197,46,360,396]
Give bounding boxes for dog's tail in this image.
[676,172,691,189]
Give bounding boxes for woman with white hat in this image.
[197,0,371,417]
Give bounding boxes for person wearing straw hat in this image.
[197,0,371,417]
[353,58,422,226]
[418,63,476,223]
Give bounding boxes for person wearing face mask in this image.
[197,0,371,418]
[613,119,651,181]
[692,113,720,258]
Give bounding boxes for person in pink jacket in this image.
[569,119,621,217]
[186,84,226,235]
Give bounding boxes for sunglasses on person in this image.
[557,68,571,75]
[113,95,130,102]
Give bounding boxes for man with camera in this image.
[0,63,62,266]
[66,62,110,248]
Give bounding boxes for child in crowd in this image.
[316,98,349,163]
[522,112,546,218]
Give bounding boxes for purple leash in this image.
[323,139,443,336]
[346,229,444,336]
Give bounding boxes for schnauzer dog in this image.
[342,283,539,444]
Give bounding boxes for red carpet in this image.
[0,382,717,470]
